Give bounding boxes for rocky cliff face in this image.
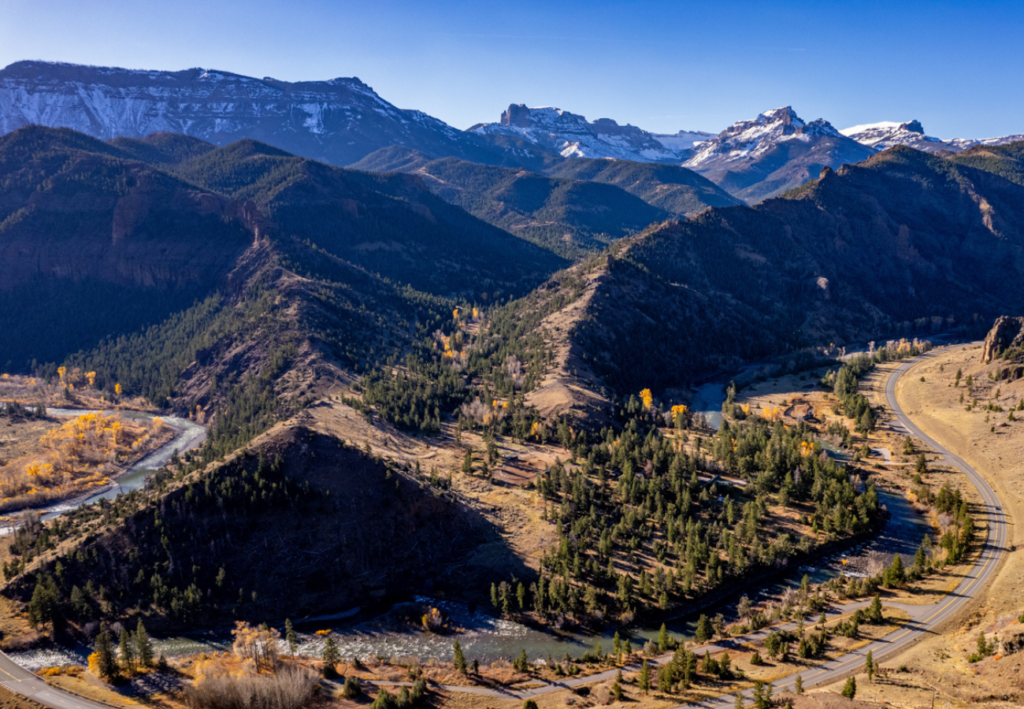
[0,61,485,166]
[471,103,711,162]
[982,315,1024,363]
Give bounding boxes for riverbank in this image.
[0,410,205,535]
[829,344,1024,709]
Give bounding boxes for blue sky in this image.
[2,0,1022,138]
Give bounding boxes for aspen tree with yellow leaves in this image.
[640,388,653,410]
[0,412,168,508]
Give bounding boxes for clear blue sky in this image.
[2,0,1023,138]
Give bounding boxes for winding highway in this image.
[672,346,1009,706]
[331,347,1011,707]
[0,347,1008,708]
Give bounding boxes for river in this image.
[0,409,206,535]
[6,389,929,670]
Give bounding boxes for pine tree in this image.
[639,660,651,693]
[734,690,745,709]
[658,623,669,652]
[285,618,298,655]
[612,670,624,701]
[371,689,395,709]
[322,637,340,678]
[695,613,713,643]
[719,651,732,679]
[794,675,803,694]
[462,449,473,474]
[977,630,991,657]
[868,594,884,623]
[515,648,529,673]
[94,629,119,682]
[119,627,135,674]
[888,554,905,585]
[841,676,856,699]
[453,640,467,674]
[342,677,362,698]
[135,620,153,667]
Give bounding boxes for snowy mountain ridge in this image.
[0,60,479,165]
[469,103,713,163]
[679,106,875,203]
[840,119,1024,153]
[683,106,843,170]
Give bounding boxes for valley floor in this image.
[818,344,1024,708]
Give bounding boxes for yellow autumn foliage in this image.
[640,388,653,410]
[0,412,167,505]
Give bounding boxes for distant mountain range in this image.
[2,60,1023,206]
[468,103,712,163]
[840,120,1024,153]
[0,60,538,167]
[680,106,874,202]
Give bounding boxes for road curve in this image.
[664,346,1008,707]
[0,347,1006,708]
[0,653,112,709]
[364,347,1010,707]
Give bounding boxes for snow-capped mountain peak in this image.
[0,60,477,166]
[839,120,947,151]
[840,119,1024,153]
[683,106,842,170]
[470,103,713,163]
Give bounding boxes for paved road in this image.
[357,347,1008,707]
[0,652,111,709]
[0,347,1005,708]
[666,346,1008,706]
[0,410,206,708]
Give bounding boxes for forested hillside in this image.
[4,426,525,631]
[0,126,254,371]
[3,124,1024,641]
[501,143,1024,397]
[368,154,672,257]
[545,158,743,215]
[170,140,567,296]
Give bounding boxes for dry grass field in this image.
[818,344,1024,708]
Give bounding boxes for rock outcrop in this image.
[981,316,1024,363]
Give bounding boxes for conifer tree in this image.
[695,613,713,643]
[868,595,884,623]
[322,637,340,678]
[285,618,298,655]
[94,629,118,682]
[453,640,467,674]
[135,619,153,667]
[119,627,134,673]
